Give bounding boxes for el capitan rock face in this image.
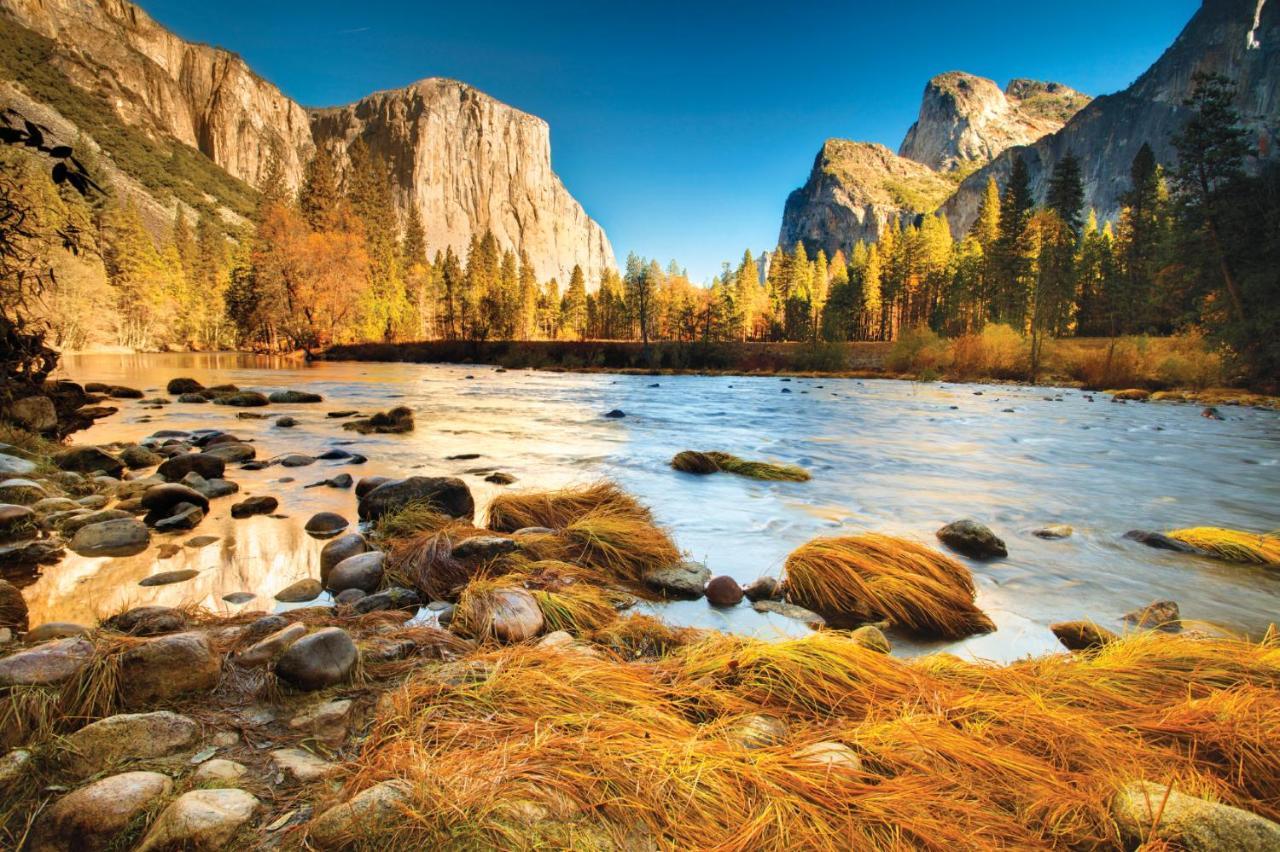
[311,79,616,286]
[899,72,1088,173]
[940,0,1280,235]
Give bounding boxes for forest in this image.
[6,73,1278,387]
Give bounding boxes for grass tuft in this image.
[672,450,811,481]
[1165,527,1280,566]
[487,481,650,532]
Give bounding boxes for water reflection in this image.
[22,353,1280,662]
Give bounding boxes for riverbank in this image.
[2,394,1280,844]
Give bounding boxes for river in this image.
[20,352,1279,663]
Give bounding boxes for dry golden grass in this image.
[486,481,651,532]
[521,508,683,588]
[672,450,811,481]
[325,630,1280,850]
[532,584,623,635]
[587,613,702,660]
[1165,527,1280,566]
[783,534,994,638]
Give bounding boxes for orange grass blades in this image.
[783,534,995,638]
[486,480,653,532]
[1164,526,1280,566]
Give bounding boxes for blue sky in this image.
[140,0,1198,281]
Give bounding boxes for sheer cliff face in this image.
[0,0,616,284]
[899,72,1088,172]
[0,0,315,191]
[941,0,1280,234]
[778,140,954,258]
[311,80,616,286]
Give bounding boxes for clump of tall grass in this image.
[782,534,994,638]
[533,584,622,635]
[522,508,683,588]
[487,481,651,532]
[671,450,811,482]
[373,500,456,541]
[1165,527,1280,566]
[384,523,507,600]
[588,614,701,659]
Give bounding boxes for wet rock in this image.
[289,698,353,746]
[317,448,354,460]
[352,586,420,614]
[138,569,200,587]
[342,406,414,434]
[358,476,474,522]
[194,758,247,783]
[0,579,29,632]
[58,508,131,535]
[157,453,226,482]
[222,592,255,604]
[355,476,392,498]
[275,415,299,427]
[275,578,323,603]
[116,444,162,470]
[326,551,386,594]
[0,478,45,503]
[136,788,259,852]
[741,576,782,602]
[308,781,412,850]
[55,446,124,477]
[1123,600,1182,631]
[184,534,220,548]
[1033,524,1074,539]
[152,503,204,532]
[334,588,366,605]
[451,535,518,561]
[0,636,94,686]
[1202,406,1224,420]
[105,385,144,399]
[1124,530,1202,553]
[141,483,210,515]
[0,452,37,476]
[320,532,369,575]
[104,605,190,635]
[305,511,349,538]
[0,538,66,565]
[306,472,353,489]
[70,517,150,557]
[936,519,1007,559]
[604,409,626,418]
[794,741,862,771]
[212,391,270,407]
[279,453,316,467]
[731,714,790,749]
[31,770,173,852]
[272,747,340,782]
[241,614,289,645]
[0,504,35,541]
[234,622,307,666]
[23,622,90,643]
[202,383,240,398]
[1112,781,1280,851]
[850,624,891,653]
[705,575,744,607]
[201,442,256,463]
[63,711,199,777]
[269,389,323,403]
[231,496,278,518]
[752,600,826,629]
[117,631,221,707]
[642,561,710,599]
[327,410,359,418]
[9,395,57,433]
[177,392,208,403]
[484,471,516,484]
[275,627,359,691]
[167,378,204,395]
[1050,620,1119,651]
[32,496,78,514]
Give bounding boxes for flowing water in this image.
[20,353,1280,662]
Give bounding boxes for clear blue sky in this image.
[140,0,1198,281]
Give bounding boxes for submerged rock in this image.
[212,391,270,407]
[1124,530,1202,554]
[936,519,1007,559]
[269,389,323,403]
[1033,524,1074,539]
[231,495,278,518]
[1123,600,1181,631]
[342,406,414,434]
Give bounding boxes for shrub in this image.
[886,325,950,374]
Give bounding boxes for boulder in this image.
[32,497,79,514]
[0,636,94,686]
[10,395,57,433]
[157,453,225,482]
[103,605,190,636]
[320,533,369,575]
[105,385,143,399]
[731,714,790,749]
[231,496,278,518]
[269,390,323,403]
[1112,781,1280,851]
[0,538,66,565]
[705,575,744,607]
[136,788,259,852]
[1050,620,1119,651]
[59,508,131,535]
[475,588,544,643]
[357,476,474,522]
[0,504,35,542]
[308,781,412,850]
[794,741,862,771]
[212,391,270,407]
[1123,600,1182,631]
[304,512,349,538]
[275,627,359,691]
[234,623,306,667]
[0,579,29,632]
[326,551,386,594]
[642,561,710,599]
[335,589,366,605]
[63,711,198,777]
[31,771,173,852]
[55,446,124,477]
[451,535,518,561]
[141,483,210,514]
[275,578,323,603]
[166,378,204,395]
[936,519,1007,559]
[117,631,221,707]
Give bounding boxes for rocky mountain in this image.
[312,80,615,286]
[941,0,1280,235]
[0,0,614,283]
[899,72,1088,173]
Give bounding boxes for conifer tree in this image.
[298,146,341,231]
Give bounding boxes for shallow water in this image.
[20,353,1280,662]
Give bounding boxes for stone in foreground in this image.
[136,788,259,852]
[63,711,199,777]
[1112,781,1280,851]
[936,519,1007,559]
[274,627,358,691]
